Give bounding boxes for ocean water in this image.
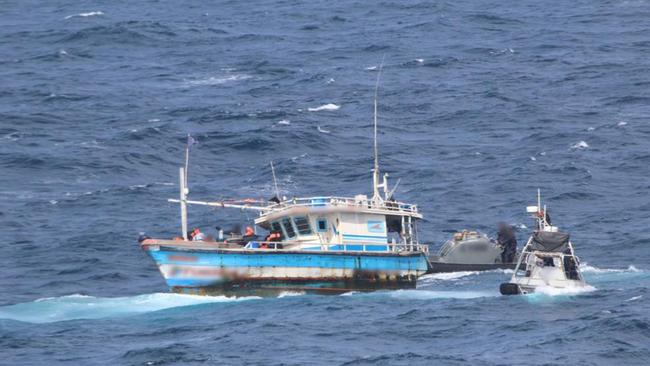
[1,0,649,365]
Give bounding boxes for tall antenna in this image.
[372,56,385,204]
[270,160,281,201]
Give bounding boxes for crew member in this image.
[497,222,517,263]
[191,228,206,241]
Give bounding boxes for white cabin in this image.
[253,195,423,252]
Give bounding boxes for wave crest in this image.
[0,293,259,324]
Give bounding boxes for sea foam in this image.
[0,293,259,324]
[570,140,589,150]
[308,103,340,112]
[64,11,104,20]
[185,74,251,86]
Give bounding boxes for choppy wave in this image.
[570,140,589,149]
[527,284,597,297]
[184,74,251,86]
[420,271,479,282]
[64,11,104,20]
[388,289,498,300]
[307,103,340,112]
[0,293,259,324]
[580,264,640,274]
[317,125,331,134]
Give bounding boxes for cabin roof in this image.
[254,196,422,225]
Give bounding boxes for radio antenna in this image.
[372,56,385,204]
[270,161,281,201]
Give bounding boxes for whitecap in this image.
[185,74,251,86]
[389,289,497,300]
[490,48,515,55]
[529,156,536,161]
[415,58,424,63]
[326,78,335,84]
[339,291,359,297]
[49,200,58,205]
[587,127,595,131]
[365,65,378,70]
[617,121,628,127]
[530,284,597,297]
[308,103,340,112]
[64,11,104,20]
[0,293,260,324]
[580,263,640,274]
[420,271,478,282]
[570,140,589,150]
[277,119,290,125]
[277,291,305,298]
[625,295,642,302]
[148,118,160,122]
[317,125,330,134]
[2,132,20,141]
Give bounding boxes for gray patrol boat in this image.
[427,230,517,273]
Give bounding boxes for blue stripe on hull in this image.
[145,248,429,289]
[149,249,427,272]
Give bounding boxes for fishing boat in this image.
[139,78,431,295]
[500,191,588,295]
[427,230,517,273]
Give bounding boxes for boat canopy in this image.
[530,231,570,252]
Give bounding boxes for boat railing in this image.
[244,240,429,254]
[513,247,581,275]
[265,196,419,215]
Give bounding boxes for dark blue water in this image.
[1,1,649,364]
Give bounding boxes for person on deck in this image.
[191,228,206,241]
[497,222,517,263]
[242,226,255,244]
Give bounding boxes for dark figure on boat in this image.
[497,223,517,263]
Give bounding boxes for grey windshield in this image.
[531,231,570,252]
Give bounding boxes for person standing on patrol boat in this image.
[496,222,517,263]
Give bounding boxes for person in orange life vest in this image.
[191,228,206,241]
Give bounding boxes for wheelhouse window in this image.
[316,218,328,232]
[271,221,284,239]
[281,218,296,238]
[293,216,312,235]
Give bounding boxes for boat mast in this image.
[179,166,188,240]
[184,134,191,191]
[372,58,385,205]
[270,160,281,202]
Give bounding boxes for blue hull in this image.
[142,242,429,294]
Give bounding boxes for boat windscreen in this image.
[531,231,570,252]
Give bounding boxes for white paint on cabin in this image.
[258,208,392,251]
